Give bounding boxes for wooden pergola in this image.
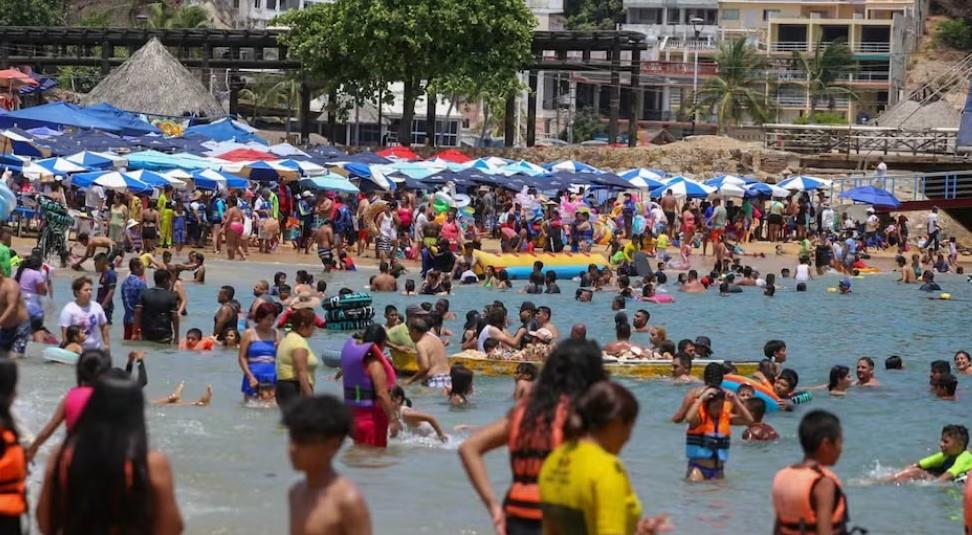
[0,26,648,147]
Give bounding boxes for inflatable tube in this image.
[857,267,880,274]
[324,292,373,310]
[327,319,373,331]
[43,346,80,365]
[644,294,674,304]
[473,250,609,280]
[721,374,780,412]
[325,306,375,322]
[322,348,341,368]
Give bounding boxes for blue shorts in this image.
[0,320,30,357]
[242,361,276,397]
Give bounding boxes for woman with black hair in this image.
[459,340,605,535]
[36,371,183,535]
[0,360,26,534]
[339,324,399,448]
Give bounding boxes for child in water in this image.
[891,425,972,482]
[774,369,814,411]
[60,325,85,354]
[741,398,778,441]
[772,410,848,534]
[934,374,958,400]
[513,362,538,401]
[446,364,474,406]
[284,395,372,535]
[222,328,241,349]
[389,386,447,442]
[685,386,753,481]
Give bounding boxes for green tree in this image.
[239,74,299,133]
[0,0,64,25]
[689,38,772,133]
[276,0,534,146]
[565,0,624,31]
[568,107,604,142]
[145,2,210,28]
[936,18,972,50]
[789,39,857,114]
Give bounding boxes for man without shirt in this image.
[403,317,451,388]
[0,267,29,358]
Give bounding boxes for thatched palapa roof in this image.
[81,38,224,117]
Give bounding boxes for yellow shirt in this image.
[656,234,669,249]
[539,440,642,535]
[276,331,318,385]
[386,323,416,366]
[139,252,155,269]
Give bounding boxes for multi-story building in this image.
[719,0,926,123]
[616,0,926,129]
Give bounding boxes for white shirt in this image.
[58,301,108,350]
[821,208,834,231]
[795,264,811,282]
[876,161,887,177]
[379,212,395,240]
[927,213,939,234]
[865,214,879,232]
[414,212,429,241]
[84,185,105,211]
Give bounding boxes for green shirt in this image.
[0,244,12,277]
[918,450,972,478]
[270,192,280,219]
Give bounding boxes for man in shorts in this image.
[315,220,336,271]
[660,189,677,235]
[0,267,29,358]
[403,317,451,388]
[710,198,727,244]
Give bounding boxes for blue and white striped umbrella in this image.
[545,160,599,173]
[777,175,832,192]
[71,171,152,194]
[620,168,666,190]
[34,157,88,175]
[126,169,186,189]
[705,175,749,188]
[650,176,715,199]
[192,169,249,191]
[64,151,114,170]
[500,160,548,177]
[276,159,326,176]
[299,174,359,193]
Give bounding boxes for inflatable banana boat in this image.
[472,250,609,280]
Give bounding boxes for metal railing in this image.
[643,60,719,76]
[775,95,807,107]
[773,41,809,52]
[854,42,891,53]
[827,170,972,205]
[764,124,960,155]
[772,41,891,54]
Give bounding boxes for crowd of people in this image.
[0,169,967,533]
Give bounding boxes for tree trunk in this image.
[479,99,491,146]
[398,78,419,146]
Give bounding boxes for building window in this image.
[667,9,680,25]
[233,0,239,7]
[763,9,780,21]
[461,118,470,129]
[629,8,662,25]
[721,9,739,21]
[266,0,276,9]
[253,0,260,8]
[410,119,459,146]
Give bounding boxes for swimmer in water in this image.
[222,328,240,349]
[764,339,788,377]
[284,395,373,535]
[741,398,778,441]
[774,369,814,411]
[513,362,537,401]
[827,365,852,396]
[930,360,951,391]
[671,353,702,385]
[446,364,473,407]
[389,386,447,442]
[954,351,972,376]
[854,357,880,387]
[151,382,213,406]
[891,425,972,483]
[933,374,958,400]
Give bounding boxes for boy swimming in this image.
[891,425,972,483]
[284,395,372,535]
[774,369,814,411]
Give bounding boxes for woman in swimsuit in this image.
[141,206,159,252]
[223,197,246,261]
[237,301,280,401]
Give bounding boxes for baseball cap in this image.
[694,336,712,352]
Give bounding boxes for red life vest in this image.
[502,398,568,521]
[772,464,848,535]
[0,429,27,516]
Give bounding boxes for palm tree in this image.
[689,38,772,133]
[789,39,858,117]
[146,2,210,28]
[239,74,299,131]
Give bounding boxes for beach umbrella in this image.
[840,185,901,208]
[215,148,277,162]
[545,160,599,173]
[431,148,471,163]
[126,169,186,190]
[162,169,193,181]
[34,157,87,175]
[191,168,249,191]
[269,142,309,158]
[89,151,128,168]
[777,175,832,192]
[71,171,152,193]
[745,182,789,198]
[620,168,666,190]
[715,182,747,198]
[64,151,113,170]
[376,146,419,161]
[650,177,715,199]
[458,156,511,172]
[704,175,749,188]
[500,160,547,177]
[388,161,446,180]
[299,174,360,194]
[0,69,37,90]
[276,159,326,176]
[237,160,300,182]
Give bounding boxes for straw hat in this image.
[126,218,140,230]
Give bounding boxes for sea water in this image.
[17,259,972,534]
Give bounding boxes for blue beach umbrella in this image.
[620,168,666,190]
[239,160,300,182]
[544,159,599,173]
[745,182,789,199]
[33,157,88,175]
[64,151,113,170]
[777,175,832,192]
[840,186,901,208]
[71,171,152,194]
[650,177,715,199]
[299,174,359,193]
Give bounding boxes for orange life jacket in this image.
[502,398,567,521]
[772,464,848,535]
[686,401,732,462]
[0,429,26,516]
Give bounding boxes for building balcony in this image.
[772,42,809,52]
[620,23,719,44]
[643,60,719,76]
[854,41,890,53]
[771,41,891,53]
[775,95,850,109]
[775,95,808,108]
[774,71,890,83]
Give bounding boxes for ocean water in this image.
[17,258,972,534]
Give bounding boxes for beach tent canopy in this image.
[276,159,326,176]
[185,118,267,145]
[342,151,391,165]
[81,39,224,118]
[126,169,187,189]
[19,72,57,95]
[127,150,223,171]
[305,145,350,161]
[840,186,901,208]
[0,102,125,133]
[65,151,114,170]
[235,160,300,182]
